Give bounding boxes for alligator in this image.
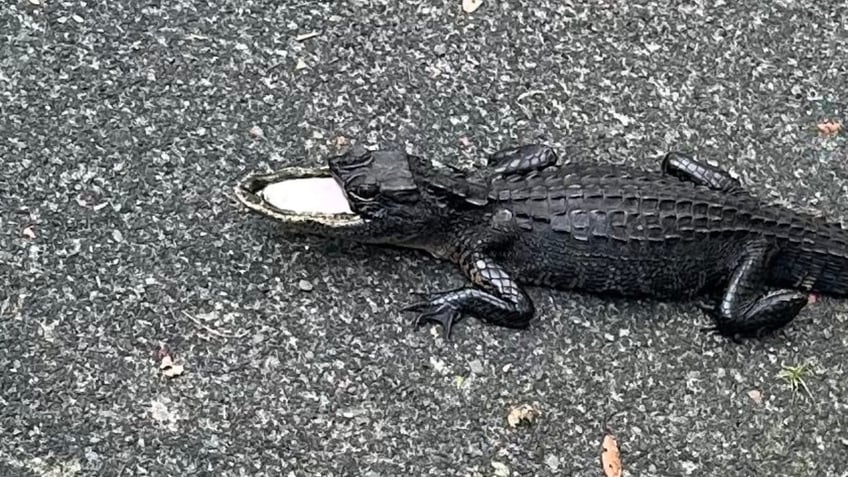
[234,144,848,339]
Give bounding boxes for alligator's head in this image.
[234,147,446,247]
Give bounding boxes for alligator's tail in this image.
[774,231,848,298]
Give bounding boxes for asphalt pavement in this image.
[2,1,848,476]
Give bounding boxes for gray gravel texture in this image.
[2,0,848,476]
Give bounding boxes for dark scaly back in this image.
[488,164,848,296]
[488,163,762,242]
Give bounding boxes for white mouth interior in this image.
[258,177,354,215]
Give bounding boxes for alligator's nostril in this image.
[245,178,269,194]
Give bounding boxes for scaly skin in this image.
[235,144,848,339]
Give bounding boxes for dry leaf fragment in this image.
[22,226,35,239]
[462,0,483,13]
[747,389,763,405]
[160,354,185,378]
[506,403,540,427]
[248,125,264,138]
[333,135,350,149]
[601,432,622,477]
[817,120,842,136]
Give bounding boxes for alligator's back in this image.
[484,164,848,299]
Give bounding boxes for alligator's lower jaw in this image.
[234,166,364,228]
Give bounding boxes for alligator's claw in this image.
[400,301,464,339]
[696,299,718,315]
[699,325,741,344]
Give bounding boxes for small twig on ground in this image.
[180,310,248,339]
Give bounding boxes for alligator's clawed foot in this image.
[700,323,785,343]
[400,301,464,339]
[695,300,725,334]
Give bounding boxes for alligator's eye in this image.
[351,182,379,201]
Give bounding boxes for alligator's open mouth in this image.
[233,166,364,227]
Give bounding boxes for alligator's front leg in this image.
[661,152,742,192]
[706,240,808,337]
[487,144,558,176]
[401,248,534,339]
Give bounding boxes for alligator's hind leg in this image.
[707,240,808,337]
[661,152,742,192]
[487,144,558,176]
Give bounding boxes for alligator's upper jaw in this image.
[233,166,364,227]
